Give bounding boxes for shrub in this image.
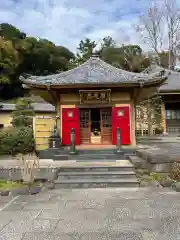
[170,160,180,181]
[139,172,166,183]
[0,127,35,155]
[11,98,35,128]
[149,172,165,181]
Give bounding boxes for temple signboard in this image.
[79,89,111,104]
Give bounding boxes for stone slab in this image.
[136,141,180,173]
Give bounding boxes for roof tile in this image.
[20,57,166,86]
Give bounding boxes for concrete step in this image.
[54,178,139,189]
[57,171,136,180]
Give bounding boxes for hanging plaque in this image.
[79,89,111,104]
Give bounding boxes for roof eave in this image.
[159,90,180,94]
[21,77,166,89]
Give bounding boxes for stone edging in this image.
[136,149,176,173]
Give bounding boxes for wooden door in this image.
[101,108,112,144]
[62,108,80,145]
[80,109,91,144]
[112,106,131,145]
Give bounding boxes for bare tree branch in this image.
[135,0,180,68]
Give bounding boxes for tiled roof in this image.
[0,103,55,112]
[143,65,180,92]
[20,56,167,86]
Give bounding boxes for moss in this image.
[0,180,24,190]
[138,172,168,183]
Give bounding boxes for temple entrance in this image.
[79,108,112,144]
[91,108,101,144]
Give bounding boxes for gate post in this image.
[70,128,77,155]
[116,127,123,153]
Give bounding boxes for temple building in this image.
[143,65,180,134]
[20,54,167,148]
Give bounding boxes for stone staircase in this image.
[39,147,138,188]
[54,161,138,188]
[42,148,139,189]
[39,147,136,161]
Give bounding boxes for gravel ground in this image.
[0,187,180,239]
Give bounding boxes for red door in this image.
[112,106,131,145]
[62,108,80,145]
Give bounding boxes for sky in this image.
[0,0,160,53]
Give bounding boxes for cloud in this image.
[0,0,154,52]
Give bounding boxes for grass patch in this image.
[0,180,25,190]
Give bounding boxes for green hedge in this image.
[0,127,35,155]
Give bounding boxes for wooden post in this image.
[161,102,167,132]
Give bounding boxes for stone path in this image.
[0,188,180,239]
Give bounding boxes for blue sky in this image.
[0,0,153,52]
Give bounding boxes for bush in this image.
[11,98,35,128]
[170,161,180,181]
[0,127,35,155]
[149,172,165,181]
[155,126,164,135]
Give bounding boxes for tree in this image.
[101,36,116,49]
[136,0,180,69]
[0,23,75,99]
[159,51,169,68]
[0,98,35,155]
[19,37,75,75]
[17,153,40,194]
[101,44,150,72]
[136,94,163,136]
[11,98,35,128]
[0,37,20,84]
[117,45,150,72]
[76,38,96,63]
[0,23,26,41]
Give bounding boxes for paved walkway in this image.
[0,188,180,239]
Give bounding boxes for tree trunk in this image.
[147,103,154,136]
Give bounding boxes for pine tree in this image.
[11,98,35,127]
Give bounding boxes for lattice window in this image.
[101,111,112,128]
[166,110,180,120]
[80,110,90,128]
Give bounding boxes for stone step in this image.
[75,159,122,162]
[65,148,135,154]
[57,171,136,180]
[58,165,134,172]
[53,154,129,161]
[39,148,136,159]
[54,178,139,189]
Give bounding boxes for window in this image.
[177,111,180,119]
[172,110,176,119]
[166,110,171,119]
[166,109,180,120]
